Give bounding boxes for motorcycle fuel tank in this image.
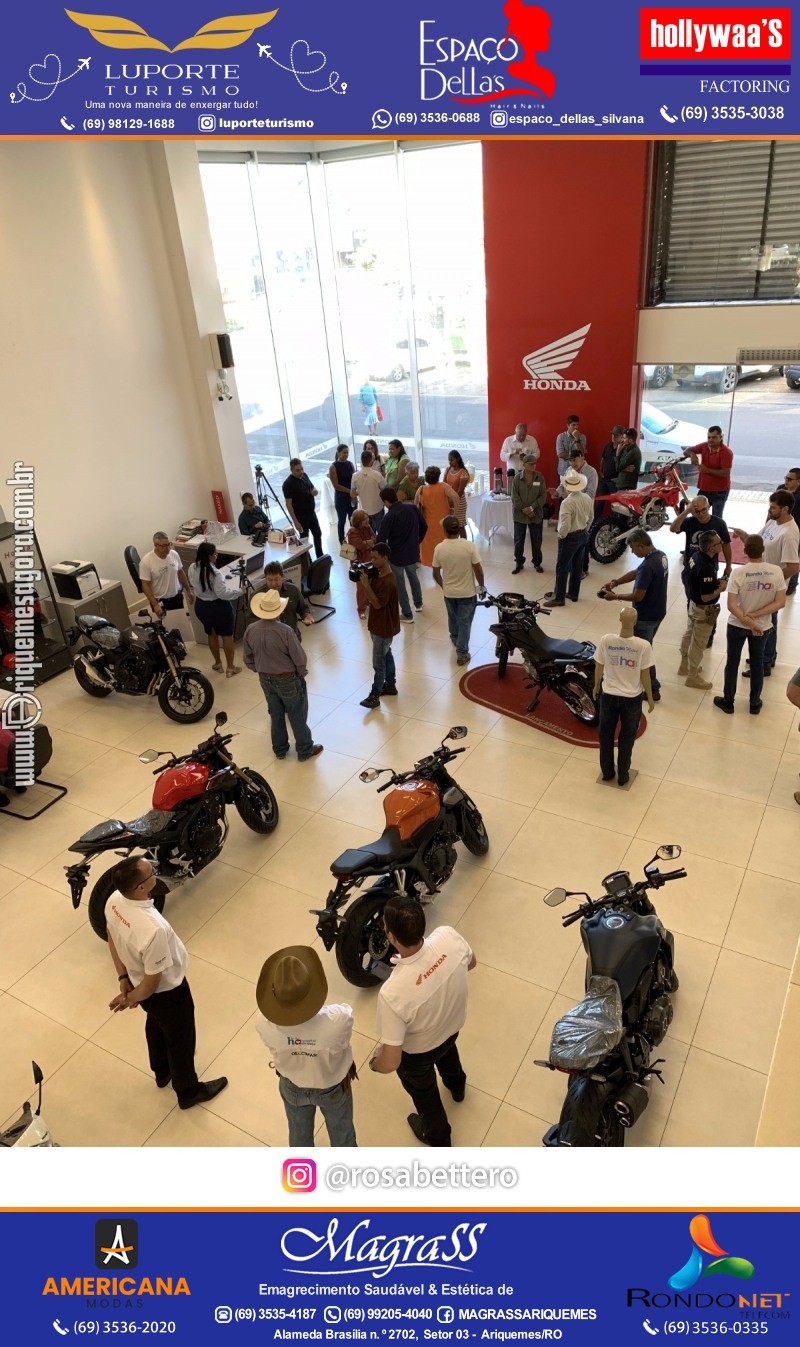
[582,908,662,1002]
[383,779,440,841]
[152,761,210,810]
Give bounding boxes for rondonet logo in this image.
[65,8,278,51]
[626,1214,791,1315]
[640,8,792,61]
[522,324,591,390]
[280,1217,487,1279]
[420,1,556,104]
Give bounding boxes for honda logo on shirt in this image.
[522,323,592,390]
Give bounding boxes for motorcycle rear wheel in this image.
[88,867,168,941]
[336,889,399,988]
[460,794,489,856]
[73,660,113,698]
[557,1076,624,1147]
[560,679,599,726]
[234,770,279,834]
[157,669,214,723]
[589,518,628,564]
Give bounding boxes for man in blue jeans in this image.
[599,529,669,701]
[376,487,426,623]
[432,515,485,665]
[714,534,786,717]
[593,607,655,787]
[359,544,401,710]
[544,469,593,605]
[256,945,357,1147]
[243,590,323,760]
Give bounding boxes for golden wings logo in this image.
[64,8,278,52]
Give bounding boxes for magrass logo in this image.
[96,1219,138,1270]
[669,1214,755,1290]
[522,324,592,390]
[64,8,278,51]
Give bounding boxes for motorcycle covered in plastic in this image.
[535,846,684,1146]
[481,592,598,726]
[68,609,214,723]
[65,713,278,939]
[0,1063,55,1147]
[313,728,488,987]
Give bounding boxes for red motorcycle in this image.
[588,457,690,564]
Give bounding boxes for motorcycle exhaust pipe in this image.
[76,656,112,688]
[612,1081,650,1128]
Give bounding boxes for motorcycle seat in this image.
[126,809,174,835]
[529,633,588,660]
[77,614,113,631]
[331,827,417,876]
[77,819,128,843]
[548,976,624,1071]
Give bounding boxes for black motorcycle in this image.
[535,846,685,1147]
[481,592,598,726]
[67,609,213,723]
[65,712,278,940]
[313,727,489,987]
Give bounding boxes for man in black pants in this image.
[105,857,228,1110]
[283,458,323,558]
[369,896,476,1146]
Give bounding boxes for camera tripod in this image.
[254,464,293,529]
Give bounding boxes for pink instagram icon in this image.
[283,1159,317,1192]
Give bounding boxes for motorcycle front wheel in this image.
[336,889,399,988]
[235,770,279,834]
[495,639,509,680]
[73,659,113,698]
[460,794,489,856]
[88,867,168,941]
[588,518,628,564]
[560,678,599,726]
[557,1076,624,1147]
[157,669,214,723]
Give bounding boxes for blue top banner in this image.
[1,1,798,138]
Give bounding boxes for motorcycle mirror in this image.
[446,726,468,740]
[543,888,568,907]
[656,844,682,860]
[138,749,159,764]
[215,711,228,727]
[359,768,381,783]
[32,1061,43,1086]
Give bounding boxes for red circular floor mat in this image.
[458,663,647,746]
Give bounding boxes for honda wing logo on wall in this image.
[522,323,591,390]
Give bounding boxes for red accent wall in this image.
[482,141,650,484]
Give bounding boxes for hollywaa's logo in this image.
[522,324,591,391]
[420,1,556,103]
[65,8,278,51]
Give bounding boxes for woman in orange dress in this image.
[444,450,470,537]
[415,466,460,568]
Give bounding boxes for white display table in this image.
[466,491,513,542]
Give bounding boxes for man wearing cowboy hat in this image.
[544,468,593,606]
[243,590,323,761]
[256,946,357,1146]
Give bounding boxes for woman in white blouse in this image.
[187,542,242,676]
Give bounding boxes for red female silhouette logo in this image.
[503,1,556,99]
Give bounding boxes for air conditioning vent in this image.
[739,349,800,362]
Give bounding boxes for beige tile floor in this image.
[2,501,799,1148]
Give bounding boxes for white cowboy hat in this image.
[563,470,588,493]
[250,590,289,620]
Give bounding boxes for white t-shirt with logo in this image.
[760,517,800,569]
[727,562,786,632]
[138,548,183,599]
[105,892,188,992]
[431,539,482,599]
[595,633,653,698]
[256,1005,354,1090]
[376,926,473,1054]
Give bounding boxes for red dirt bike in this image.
[588,457,690,564]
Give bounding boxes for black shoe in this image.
[155,1075,171,1089]
[743,667,771,679]
[602,773,616,782]
[652,689,661,702]
[360,694,380,709]
[618,776,629,787]
[750,702,763,715]
[406,1113,449,1145]
[568,595,579,602]
[449,1079,466,1103]
[381,684,398,696]
[548,599,566,607]
[533,564,544,573]
[179,1077,228,1110]
[713,696,734,714]
[512,562,524,575]
[274,751,288,760]
[299,744,324,760]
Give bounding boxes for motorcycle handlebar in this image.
[659,867,687,881]
[562,909,584,927]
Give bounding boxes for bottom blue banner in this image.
[1,1211,796,1339]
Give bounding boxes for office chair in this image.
[301,554,335,622]
[124,545,143,594]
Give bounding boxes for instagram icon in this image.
[283,1159,317,1193]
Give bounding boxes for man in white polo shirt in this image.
[105,856,228,1109]
[255,945,357,1147]
[138,531,194,619]
[593,606,655,787]
[369,896,476,1147]
[432,515,485,666]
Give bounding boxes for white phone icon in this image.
[659,105,678,124]
[60,117,75,131]
[53,1321,70,1336]
[643,1320,659,1337]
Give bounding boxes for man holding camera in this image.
[359,543,401,709]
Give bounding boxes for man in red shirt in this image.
[685,426,733,517]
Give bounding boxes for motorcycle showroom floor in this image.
[1,500,799,1149]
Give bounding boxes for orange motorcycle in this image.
[312,728,488,986]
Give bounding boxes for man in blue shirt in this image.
[376,487,427,623]
[599,529,669,700]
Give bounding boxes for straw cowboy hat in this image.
[563,470,588,492]
[250,590,289,620]
[256,946,328,1026]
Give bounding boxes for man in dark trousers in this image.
[244,589,323,760]
[283,458,323,558]
[359,543,401,709]
[376,487,426,622]
[599,529,669,701]
[596,424,627,518]
[369,895,476,1146]
[776,467,800,594]
[106,856,228,1109]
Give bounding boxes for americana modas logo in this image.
[522,324,591,391]
[65,8,277,51]
[95,1219,138,1270]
